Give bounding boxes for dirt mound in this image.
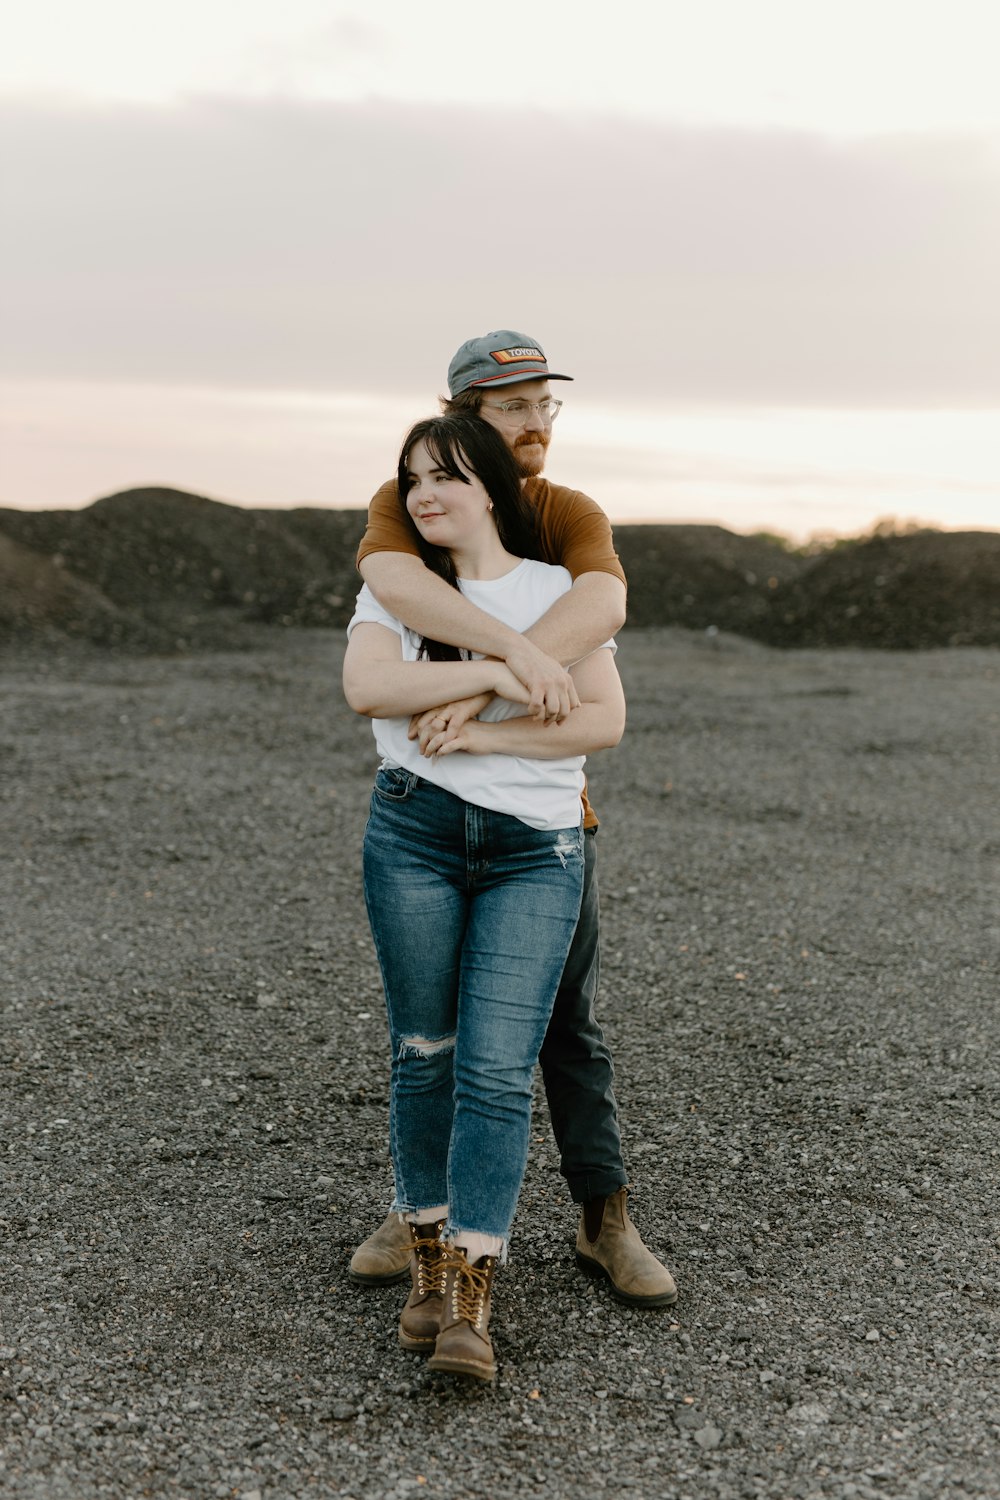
[0,489,367,648]
[760,530,1000,648]
[616,523,805,632]
[0,531,168,648]
[1,489,997,651]
[1,487,366,617]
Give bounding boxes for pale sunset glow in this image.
[3,0,999,538]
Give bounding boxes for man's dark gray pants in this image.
[537,828,628,1204]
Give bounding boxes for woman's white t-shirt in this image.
[347,558,614,831]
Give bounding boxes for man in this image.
[347,330,676,1308]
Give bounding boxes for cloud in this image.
[3,97,999,403]
[232,13,395,96]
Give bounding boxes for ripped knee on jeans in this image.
[397,1033,456,1061]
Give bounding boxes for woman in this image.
[343,414,625,1382]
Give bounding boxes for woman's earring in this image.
[487,500,494,511]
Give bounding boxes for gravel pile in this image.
[3,490,999,649]
[755,530,1000,650]
[0,491,364,648]
[2,627,997,1499]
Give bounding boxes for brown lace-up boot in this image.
[397,1219,447,1352]
[427,1248,497,1383]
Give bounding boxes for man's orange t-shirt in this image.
[356,475,627,829]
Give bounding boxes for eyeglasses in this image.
[481,397,563,425]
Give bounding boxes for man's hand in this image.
[503,638,580,722]
[409,692,493,755]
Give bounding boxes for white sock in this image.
[451,1231,503,1263]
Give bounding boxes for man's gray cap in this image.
[447,330,573,396]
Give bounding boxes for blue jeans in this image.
[362,767,584,1249]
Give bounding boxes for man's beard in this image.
[513,430,550,479]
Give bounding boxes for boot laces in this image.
[412,1229,446,1296]
[446,1254,493,1328]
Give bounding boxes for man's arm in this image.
[522,572,626,663]
[359,557,625,668]
[359,553,579,721]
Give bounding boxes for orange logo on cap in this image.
[491,347,545,365]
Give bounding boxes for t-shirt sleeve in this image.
[355,479,420,569]
[535,486,627,589]
[345,582,404,641]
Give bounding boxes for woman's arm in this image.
[342,622,532,719]
[422,647,625,760]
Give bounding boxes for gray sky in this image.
[3,0,999,533]
[5,98,1000,404]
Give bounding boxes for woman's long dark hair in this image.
[396,414,540,660]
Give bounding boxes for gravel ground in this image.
[2,627,998,1500]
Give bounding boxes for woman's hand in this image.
[408,692,492,754]
[408,664,531,754]
[421,719,489,758]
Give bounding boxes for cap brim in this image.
[470,370,573,388]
